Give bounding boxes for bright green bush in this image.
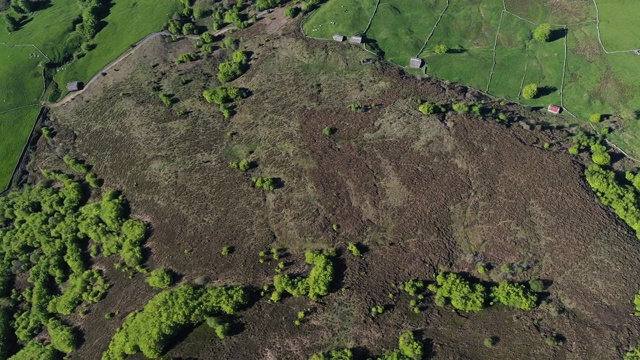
[434,44,448,54]
[103,285,248,359]
[176,52,198,64]
[271,250,335,301]
[533,23,551,42]
[589,113,603,123]
[47,318,78,354]
[146,268,175,289]
[402,279,425,296]
[347,242,362,257]
[428,272,486,312]
[490,282,538,310]
[522,83,538,99]
[8,340,56,360]
[218,61,244,82]
[418,102,437,115]
[252,177,276,190]
[452,103,469,113]
[63,155,90,173]
[203,86,248,105]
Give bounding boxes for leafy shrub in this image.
[452,103,469,113]
[346,242,362,257]
[176,52,198,64]
[309,348,354,360]
[434,44,448,54]
[534,23,552,42]
[230,159,252,171]
[256,0,282,11]
[85,172,103,188]
[8,340,56,360]
[483,336,497,348]
[252,177,276,190]
[146,268,174,289]
[103,285,248,359]
[271,250,335,301]
[490,282,538,310]
[159,93,173,107]
[284,6,299,18]
[428,272,486,312]
[589,113,603,123]
[418,102,437,115]
[203,86,248,105]
[544,333,564,346]
[41,126,53,140]
[218,61,244,82]
[522,83,538,99]
[63,155,90,173]
[402,279,425,296]
[47,318,78,353]
[528,279,544,292]
[322,127,334,135]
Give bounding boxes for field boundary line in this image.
[592,0,638,54]
[0,104,40,116]
[560,25,568,109]
[362,0,381,34]
[517,63,528,99]
[486,9,504,93]
[0,42,51,62]
[415,0,450,57]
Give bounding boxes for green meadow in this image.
[0,107,40,190]
[304,0,640,157]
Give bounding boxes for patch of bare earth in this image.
[38,14,640,360]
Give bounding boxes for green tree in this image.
[146,268,174,289]
[490,282,538,310]
[419,102,437,115]
[452,103,469,113]
[589,113,603,123]
[284,6,298,18]
[522,83,538,99]
[533,23,552,42]
[47,318,78,354]
[434,44,448,54]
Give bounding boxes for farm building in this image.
[409,57,423,68]
[349,36,363,44]
[547,105,561,114]
[66,82,82,92]
[333,34,345,42]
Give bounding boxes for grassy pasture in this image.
[56,0,179,89]
[365,0,445,65]
[0,45,43,112]
[0,107,40,190]
[303,0,377,39]
[597,0,640,50]
[305,0,640,156]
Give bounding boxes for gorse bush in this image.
[490,282,537,310]
[103,285,248,359]
[402,279,425,296]
[203,86,248,105]
[176,52,198,64]
[146,268,175,289]
[252,177,276,190]
[428,272,486,312]
[271,250,335,302]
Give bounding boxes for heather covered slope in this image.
[34,14,640,359]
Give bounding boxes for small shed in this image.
[409,57,423,68]
[333,34,346,42]
[547,104,561,114]
[349,36,363,44]
[66,81,82,92]
[635,49,640,56]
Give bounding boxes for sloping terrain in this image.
[35,14,640,359]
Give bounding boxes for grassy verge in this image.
[0,107,40,190]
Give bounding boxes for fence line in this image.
[415,0,450,58]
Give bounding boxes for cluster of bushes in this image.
[0,169,149,357]
[76,0,109,39]
[252,177,276,190]
[176,52,199,64]
[218,50,250,83]
[103,285,248,359]
[586,164,640,239]
[146,268,175,289]
[230,159,252,171]
[418,102,444,115]
[309,331,424,360]
[203,86,248,105]
[63,155,90,173]
[428,272,539,312]
[271,250,335,302]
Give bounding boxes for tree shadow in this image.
[447,47,466,54]
[536,86,557,98]
[549,28,568,42]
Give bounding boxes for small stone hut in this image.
[409,57,423,68]
[333,34,346,42]
[66,82,82,92]
[349,36,363,44]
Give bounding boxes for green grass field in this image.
[0,107,40,190]
[304,0,640,157]
[0,45,44,112]
[56,0,179,88]
[0,0,178,190]
[303,0,377,39]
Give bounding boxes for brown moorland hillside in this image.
[32,12,640,359]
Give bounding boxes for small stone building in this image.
[409,57,423,68]
[547,104,561,114]
[333,34,346,42]
[66,81,82,92]
[349,36,363,44]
